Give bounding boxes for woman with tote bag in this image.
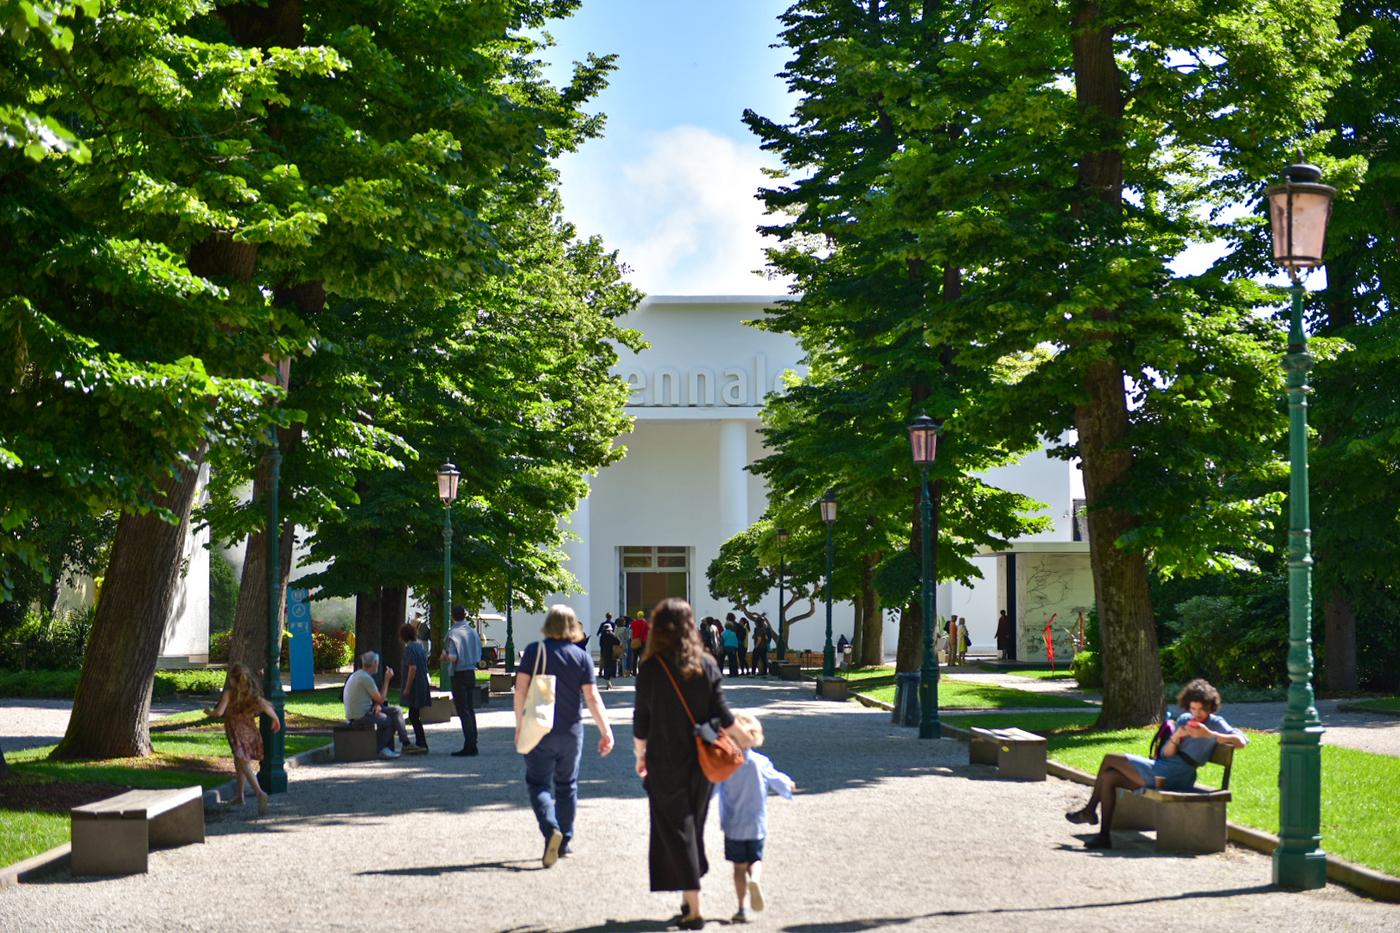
[514,605,615,868]
[633,598,748,929]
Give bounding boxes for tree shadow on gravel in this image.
[358,858,540,876]
[778,883,1277,931]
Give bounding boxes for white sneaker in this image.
[379,747,401,759]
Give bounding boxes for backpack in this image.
[1149,718,1176,760]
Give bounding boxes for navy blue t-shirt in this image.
[519,639,596,734]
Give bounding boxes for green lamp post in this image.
[909,412,941,739]
[775,527,789,663]
[437,463,460,689]
[819,490,838,677]
[1267,158,1335,890]
[259,361,289,795]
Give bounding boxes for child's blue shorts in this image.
[724,837,764,863]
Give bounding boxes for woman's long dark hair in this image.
[642,597,705,678]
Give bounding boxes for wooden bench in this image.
[1114,744,1234,853]
[71,786,204,876]
[333,721,378,761]
[969,726,1047,781]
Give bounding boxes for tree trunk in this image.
[354,589,383,669]
[860,553,883,666]
[52,449,208,759]
[850,570,865,665]
[1323,587,1357,694]
[229,513,296,677]
[1072,6,1162,728]
[379,586,408,681]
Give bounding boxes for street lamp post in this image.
[259,361,290,794]
[909,413,941,740]
[819,491,838,677]
[437,463,460,689]
[776,527,789,663]
[1267,158,1334,890]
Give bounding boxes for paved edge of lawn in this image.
[852,690,1400,904]
[0,738,334,889]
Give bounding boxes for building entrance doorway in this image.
[620,546,690,618]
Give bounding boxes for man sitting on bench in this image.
[1064,678,1247,849]
[343,651,419,759]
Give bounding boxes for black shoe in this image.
[1065,807,1099,825]
[1084,833,1113,850]
[451,747,478,757]
[676,917,704,931]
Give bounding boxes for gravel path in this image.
[0,699,201,753]
[1217,699,1400,759]
[2,678,1394,932]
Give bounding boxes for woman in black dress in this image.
[634,598,745,929]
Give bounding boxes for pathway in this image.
[1,678,1393,932]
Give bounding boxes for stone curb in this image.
[0,738,334,890]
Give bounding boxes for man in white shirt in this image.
[342,651,416,758]
[444,607,483,757]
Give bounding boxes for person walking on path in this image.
[737,618,751,674]
[399,623,433,752]
[751,619,772,676]
[444,606,482,756]
[514,605,615,867]
[617,617,634,679]
[717,712,795,924]
[211,663,280,815]
[598,622,621,688]
[996,609,1013,659]
[1066,679,1248,849]
[634,598,746,930]
[598,611,614,640]
[343,651,417,758]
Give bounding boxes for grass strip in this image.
[858,679,1095,710]
[1339,697,1400,715]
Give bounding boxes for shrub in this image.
[1071,650,1102,689]
[277,624,354,671]
[0,668,226,699]
[209,551,238,634]
[1162,594,1287,689]
[208,631,231,664]
[0,608,94,671]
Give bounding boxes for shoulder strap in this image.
[533,641,548,677]
[657,658,697,727]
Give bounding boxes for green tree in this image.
[707,523,820,638]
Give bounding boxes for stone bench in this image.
[773,660,803,681]
[71,786,205,876]
[418,693,456,724]
[489,671,516,694]
[968,726,1047,781]
[333,721,378,761]
[814,676,851,701]
[1114,743,1235,853]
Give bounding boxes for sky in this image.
[539,1,797,296]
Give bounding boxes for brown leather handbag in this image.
[658,658,744,783]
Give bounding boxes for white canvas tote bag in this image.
[515,642,556,754]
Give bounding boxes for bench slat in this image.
[1142,789,1232,804]
[72,786,203,820]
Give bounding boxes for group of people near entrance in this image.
[512,598,794,927]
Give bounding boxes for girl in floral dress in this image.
[212,663,280,815]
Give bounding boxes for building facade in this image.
[516,296,1094,663]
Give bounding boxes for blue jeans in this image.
[524,729,584,843]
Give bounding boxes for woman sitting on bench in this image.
[1065,678,1247,849]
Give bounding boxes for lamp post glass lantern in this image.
[776,527,789,663]
[908,413,941,739]
[1267,159,1334,891]
[437,463,460,690]
[819,491,837,677]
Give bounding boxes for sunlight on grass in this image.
[859,679,1095,710]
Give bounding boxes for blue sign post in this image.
[286,587,314,692]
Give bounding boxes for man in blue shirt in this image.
[445,606,483,757]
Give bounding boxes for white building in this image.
[515,296,1094,663]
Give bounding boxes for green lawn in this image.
[1,732,329,869]
[1340,697,1400,715]
[958,717,1400,879]
[859,678,1096,710]
[986,668,1078,682]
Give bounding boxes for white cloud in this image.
[557,125,793,295]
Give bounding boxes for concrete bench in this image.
[489,671,516,694]
[333,721,378,761]
[418,693,455,725]
[1117,744,1234,853]
[71,786,204,876]
[969,726,1047,781]
[773,661,803,681]
[814,676,851,701]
